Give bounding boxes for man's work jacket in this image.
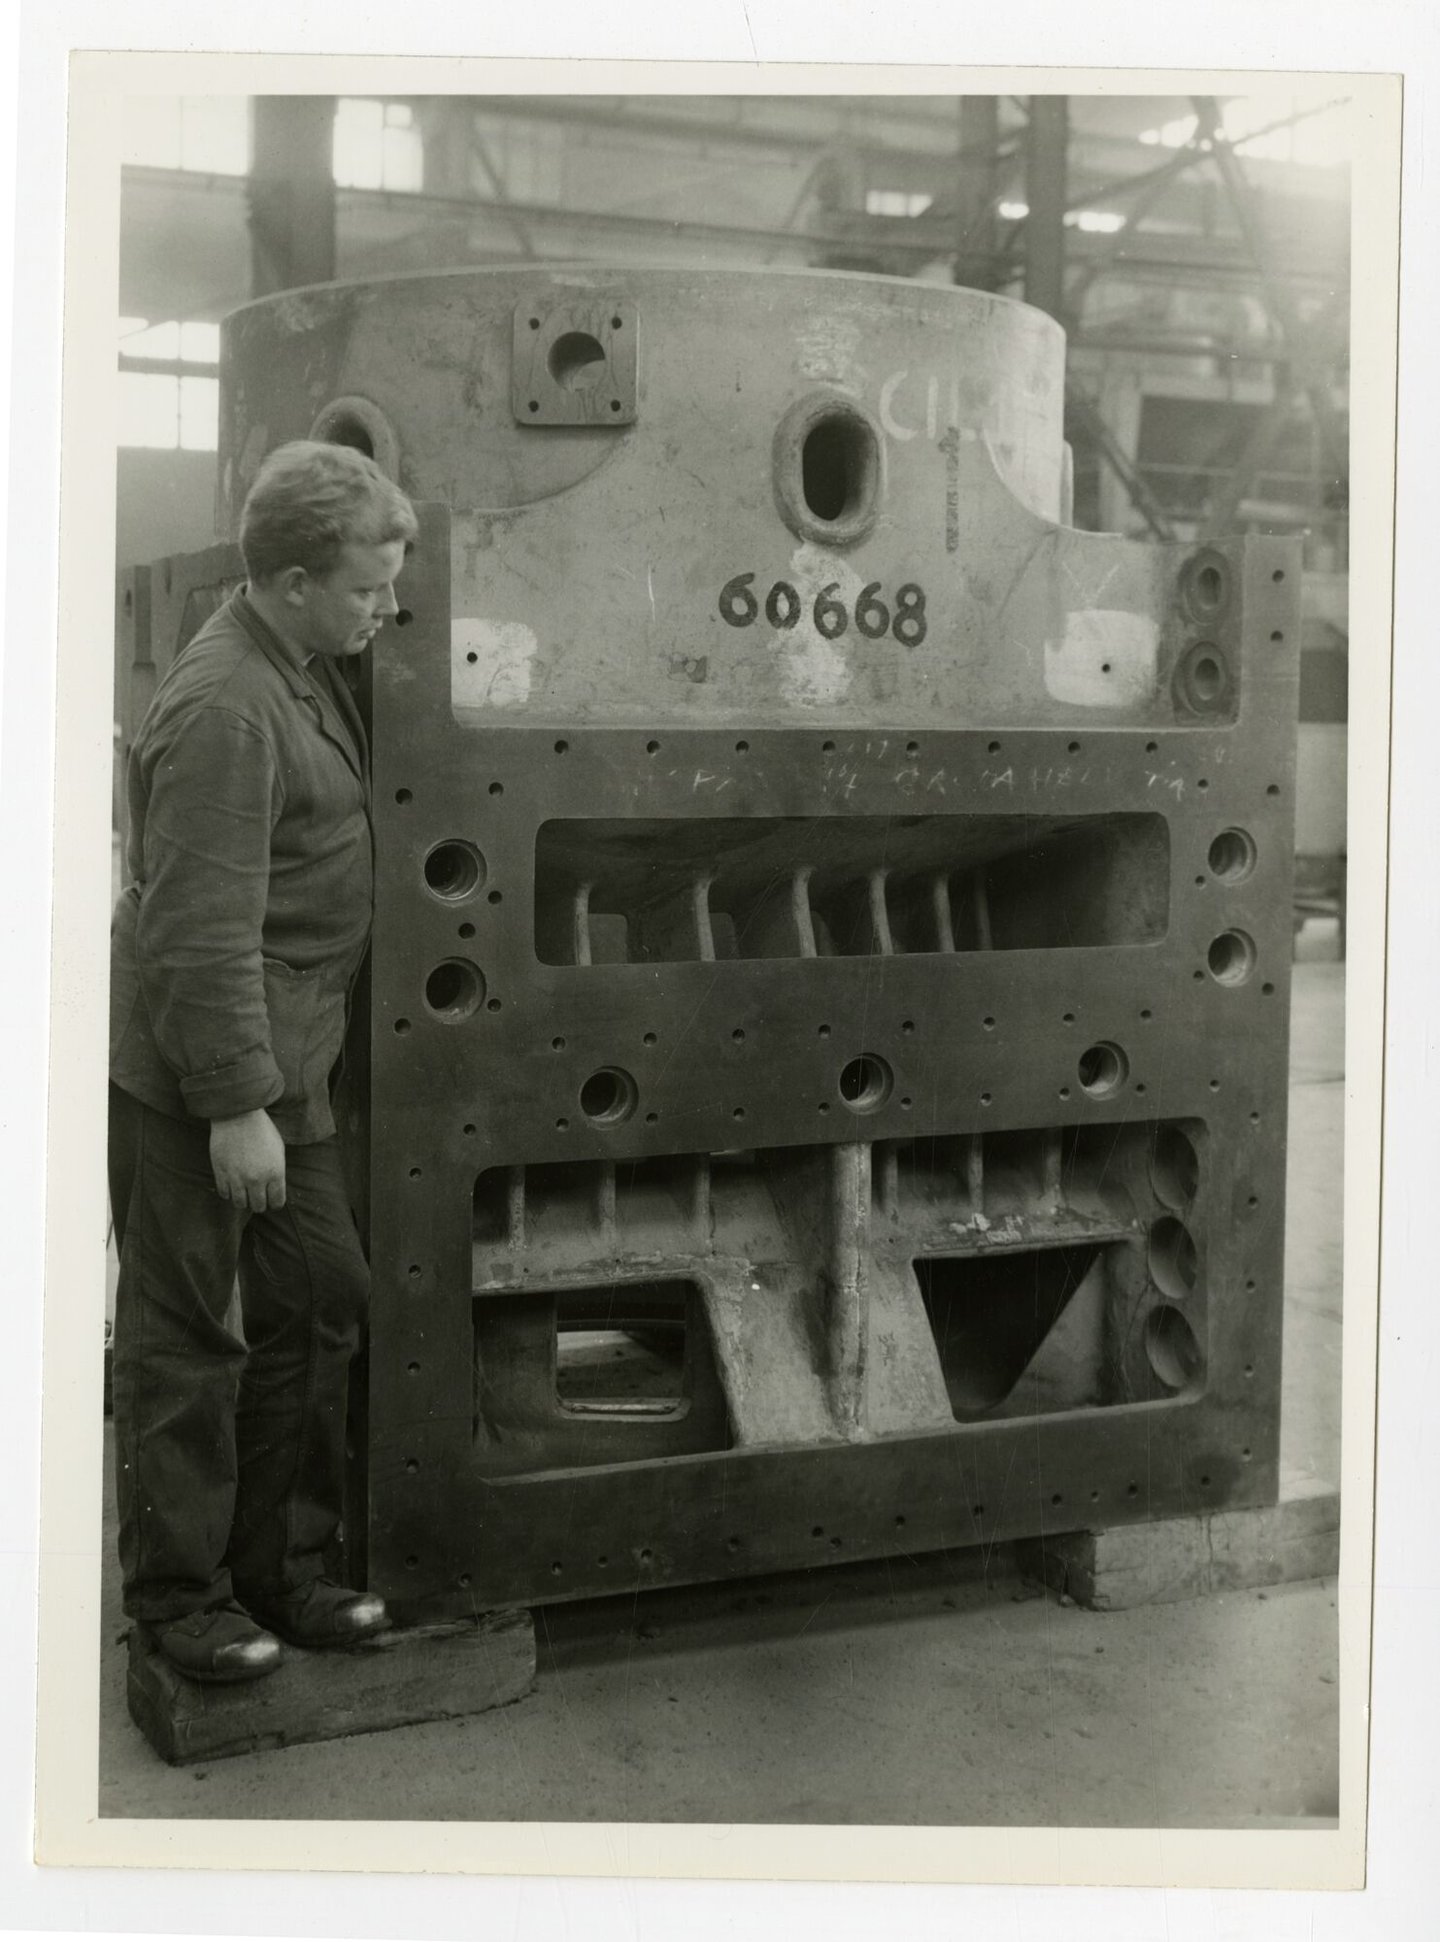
[110,588,373,1144]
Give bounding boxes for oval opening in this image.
[1174,641,1231,715]
[1150,1126,1200,1212]
[424,959,485,1023]
[580,1066,638,1126]
[548,331,607,392]
[1207,929,1257,985]
[1077,1041,1128,1098]
[838,1053,893,1114]
[423,840,485,900]
[1148,1215,1199,1300]
[1190,653,1224,701]
[802,412,877,524]
[316,412,374,458]
[1208,827,1257,883]
[1144,1304,1203,1392]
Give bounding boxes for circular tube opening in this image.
[1144,1304,1204,1392]
[1207,929,1258,986]
[1077,1041,1128,1098]
[838,1053,893,1114]
[423,959,485,1023]
[580,1067,639,1126]
[308,395,400,476]
[423,840,486,900]
[1150,1127,1200,1213]
[1148,1216,1199,1300]
[1208,827,1258,883]
[1174,642,1233,716]
[548,331,607,392]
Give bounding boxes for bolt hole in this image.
[554,738,569,754]
[395,788,412,805]
[1208,828,1258,882]
[1078,1041,1128,1097]
[839,1053,893,1113]
[423,840,485,900]
[579,1067,638,1126]
[424,959,485,1022]
[1208,929,1257,986]
[393,1017,411,1035]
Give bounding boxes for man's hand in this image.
[210,1108,287,1212]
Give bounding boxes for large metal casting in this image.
[123,264,1300,1620]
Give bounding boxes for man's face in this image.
[294,538,408,659]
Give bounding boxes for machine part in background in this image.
[125,264,1300,1619]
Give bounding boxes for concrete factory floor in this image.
[97,950,1345,1827]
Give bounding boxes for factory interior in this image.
[102,88,1350,1825]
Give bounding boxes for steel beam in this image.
[1023,96,1068,319]
[247,97,337,297]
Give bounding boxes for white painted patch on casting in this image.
[776,544,860,707]
[1044,609,1157,707]
[452,618,538,709]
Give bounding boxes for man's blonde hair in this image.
[240,440,418,584]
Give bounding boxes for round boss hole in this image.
[463,1121,476,1135]
[1144,1304,1204,1392]
[488,890,503,905]
[838,1053,893,1114]
[732,1028,745,1042]
[1067,740,1081,755]
[551,1036,565,1051]
[818,1023,832,1038]
[1078,1041,1128,1098]
[486,998,501,1012]
[458,922,475,939]
[423,840,486,900]
[580,1066,639,1126]
[1149,1215,1199,1301]
[642,1031,657,1046]
[554,739,569,754]
[393,1017,411,1036]
[901,1019,915,1035]
[1151,1126,1200,1211]
[1145,740,1158,754]
[821,738,836,753]
[488,781,504,796]
[733,1107,746,1120]
[1175,642,1231,715]
[556,1116,569,1130]
[394,608,413,628]
[1270,629,1284,643]
[987,739,1001,754]
[528,316,540,330]
[646,739,660,754]
[466,651,478,665]
[1208,929,1258,986]
[1208,827,1257,882]
[395,788,413,805]
[1272,567,1286,582]
[735,739,749,753]
[528,401,539,414]
[424,959,485,1022]
[404,1457,419,1473]
[611,314,623,329]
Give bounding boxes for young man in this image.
[109,440,419,1683]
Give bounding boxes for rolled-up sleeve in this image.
[135,704,287,1122]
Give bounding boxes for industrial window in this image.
[332,98,424,192]
[865,189,934,218]
[117,318,220,451]
[121,95,250,175]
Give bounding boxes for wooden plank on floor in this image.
[126,1609,536,1765]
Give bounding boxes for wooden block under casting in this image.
[1013,1471,1340,1612]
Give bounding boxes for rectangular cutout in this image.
[555,1279,692,1414]
[535,813,1170,965]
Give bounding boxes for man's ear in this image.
[275,565,311,607]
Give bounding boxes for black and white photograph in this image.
[20,39,1406,1897]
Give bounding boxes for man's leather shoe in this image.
[143,1602,282,1684]
[241,1577,391,1650]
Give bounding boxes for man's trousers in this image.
[108,1084,370,1624]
